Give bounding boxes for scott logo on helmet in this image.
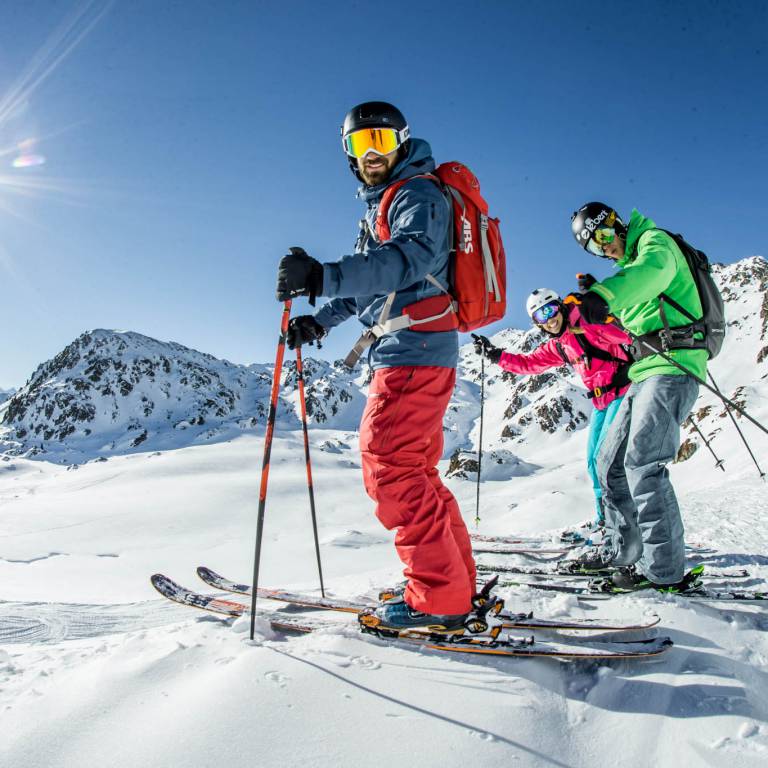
[583,209,610,236]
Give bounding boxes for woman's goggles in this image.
[342,126,409,159]
[586,227,617,256]
[531,301,561,325]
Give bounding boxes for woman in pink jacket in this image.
[473,285,633,534]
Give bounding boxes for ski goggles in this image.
[531,301,561,325]
[586,227,617,256]
[342,126,410,158]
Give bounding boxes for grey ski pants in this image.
[596,374,699,584]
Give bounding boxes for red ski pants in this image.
[359,366,476,615]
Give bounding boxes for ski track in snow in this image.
[1,435,768,768]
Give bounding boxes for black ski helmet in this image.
[341,101,410,180]
[571,202,626,258]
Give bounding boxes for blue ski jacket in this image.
[313,138,458,370]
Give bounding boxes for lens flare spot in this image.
[11,154,46,168]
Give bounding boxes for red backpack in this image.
[375,162,506,332]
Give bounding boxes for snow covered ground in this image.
[1,417,768,768]
[2,256,767,767]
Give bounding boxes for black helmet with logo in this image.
[341,101,410,179]
[571,202,626,258]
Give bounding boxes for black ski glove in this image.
[276,247,324,306]
[577,273,597,292]
[286,315,326,350]
[471,334,503,364]
[578,291,610,325]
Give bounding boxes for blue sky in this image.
[0,0,766,389]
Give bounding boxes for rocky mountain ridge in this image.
[1,257,765,466]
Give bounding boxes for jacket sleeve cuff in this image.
[322,264,339,297]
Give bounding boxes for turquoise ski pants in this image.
[586,396,625,520]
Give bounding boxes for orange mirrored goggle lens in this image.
[343,127,402,158]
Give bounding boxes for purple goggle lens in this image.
[532,301,561,325]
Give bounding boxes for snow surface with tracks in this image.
[2,256,768,768]
[2,424,768,767]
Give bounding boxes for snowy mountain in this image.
[0,330,366,462]
[1,257,766,469]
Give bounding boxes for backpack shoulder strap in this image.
[374,173,440,242]
[572,331,620,364]
[555,341,570,366]
[652,228,704,324]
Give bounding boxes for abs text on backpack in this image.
[375,162,507,333]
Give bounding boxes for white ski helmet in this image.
[526,288,560,320]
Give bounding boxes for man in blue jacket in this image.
[275,101,475,631]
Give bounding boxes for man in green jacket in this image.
[567,202,705,590]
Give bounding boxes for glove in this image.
[577,273,597,292]
[471,334,503,364]
[276,247,324,306]
[286,315,326,350]
[578,291,610,325]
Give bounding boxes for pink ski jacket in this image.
[498,304,632,410]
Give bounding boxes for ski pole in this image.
[476,352,485,527]
[250,300,292,640]
[295,345,326,596]
[708,373,765,480]
[686,415,725,472]
[626,332,768,439]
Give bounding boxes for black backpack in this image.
[656,230,726,360]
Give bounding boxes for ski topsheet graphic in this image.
[151,573,673,659]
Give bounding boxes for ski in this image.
[470,533,578,547]
[496,566,768,602]
[152,574,672,659]
[476,562,751,581]
[472,545,571,558]
[196,566,661,632]
[472,532,716,555]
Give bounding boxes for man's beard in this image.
[360,166,391,186]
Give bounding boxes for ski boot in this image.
[560,518,606,545]
[556,559,614,577]
[564,545,615,572]
[379,576,500,614]
[377,584,406,602]
[358,596,469,636]
[593,564,705,594]
[359,584,504,638]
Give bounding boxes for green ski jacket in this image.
[590,209,708,383]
